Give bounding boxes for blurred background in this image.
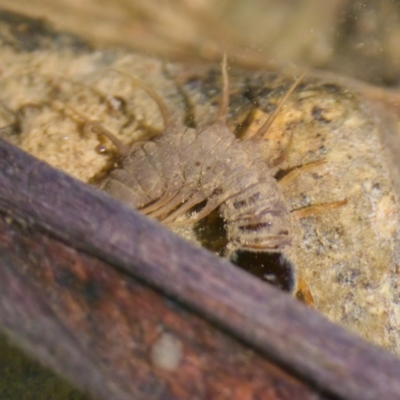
[0,0,399,85]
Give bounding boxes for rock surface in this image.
[0,9,400,358]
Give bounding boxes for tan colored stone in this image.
[1,34,400,356]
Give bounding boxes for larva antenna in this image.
[216,54,229,124]
[251,70,307,140]
[54,102,130,156]
[109,69,171,128]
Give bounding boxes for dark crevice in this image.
[231,251,295,292]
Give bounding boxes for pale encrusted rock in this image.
[1,11,400,356]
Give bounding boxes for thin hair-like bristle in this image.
[216,54,229,123]
[251,70,307,140]
[109,69,171,128]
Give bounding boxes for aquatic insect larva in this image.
[0,59,347,298]
[1,59,347,296]
[74,58,307,258]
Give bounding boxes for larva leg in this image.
[166,196,223,227]
[160,192,207,225]
[237,234,291,252]
[277,160,326,186]
[291,199,347,219]
[139,187,181,215]
[279,159,347,217]
[142,188,185,218]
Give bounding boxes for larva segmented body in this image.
[99,59,303,257]
[104,116,292,254]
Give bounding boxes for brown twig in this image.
[0,139,400,399]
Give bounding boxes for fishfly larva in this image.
[5,58,344,295]
[79,57,307,259]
